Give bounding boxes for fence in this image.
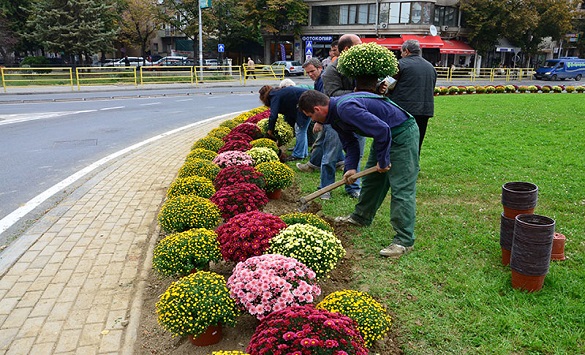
[3,65,539,92]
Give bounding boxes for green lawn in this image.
[295,94,585,354]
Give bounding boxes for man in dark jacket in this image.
[389,39,437,154]
[298,90,420,259]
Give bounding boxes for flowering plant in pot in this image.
[528,85,538,93]
[246,304,367,355]
[158,195,220,233]
[552,85,563,93]
[565,85,575,93]
[439,86,449,95]
[186,148,217,162]
[495,85,505,93]
[245,109,270,124]
[177,158,221,181]
[249,137,279,154]
[255,161,294,193]
[210,182,269,220]
[257,116,294,146]
[212,151,254,169]
[465,86,476,94]
[219,119,239,130]
[153,228,221,277]
[268,223,345,278]
[475,85,486,94]
[316,289,392,348]
[576,85,585,93]
[504,85,516,93]
[156,271,238,338]
[166,176,215,199]
[246,147,280,166]
[217,140,252,154]
[208,126,232,139]
[337,42,398,86]
[213,165,265,191]
[191,136,225,152]
[222,131,253,143]
[447,86,458,94]
[280,212,333,233]
[227,254,322,320]
[216,211,286,262]
[229,122,263,140]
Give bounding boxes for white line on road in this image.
[100,106,125,111]
[140,102,161,106]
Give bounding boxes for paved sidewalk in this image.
[0,115,228,354]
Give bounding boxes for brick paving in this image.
[0,116,226,354]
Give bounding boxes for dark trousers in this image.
[413,115,430,155]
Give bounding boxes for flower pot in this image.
[510,214,555,292]
[501,182,538,218]
[188,324,223,346]
[511,270,546,292]
[267,189,282,200]
[499,212,515,266]
[551,232,566,261]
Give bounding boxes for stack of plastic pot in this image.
[501,182,555,292]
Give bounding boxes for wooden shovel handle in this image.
[299,165,381,205]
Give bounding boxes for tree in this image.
[242,0,308,61]
[26,0,119,64]
[460,0,575,64]
[0,0,34,62]
[118,0,162,59]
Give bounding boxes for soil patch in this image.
[135,184,403,354]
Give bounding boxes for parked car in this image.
[265,61,304,76]
[103,57,152,67]
[153,56,190,66]
[195,59,219,70]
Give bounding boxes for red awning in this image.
[361,37,403,50]
[401,34,444,48]
[440,40,476,55]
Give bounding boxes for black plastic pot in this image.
[510,214,555,277]
[501,182,538,218]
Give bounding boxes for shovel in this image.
[298,165,381,212]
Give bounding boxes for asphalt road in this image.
[0,88,261,247]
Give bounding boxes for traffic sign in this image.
[218,44,225,53]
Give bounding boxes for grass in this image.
[293,94,585,354]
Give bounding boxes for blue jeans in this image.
[292,113,310,158]
[344,134,365,195]
[318,125,345,189]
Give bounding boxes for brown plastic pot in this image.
[551,232,566,261]
[188,324,223,346]
[511,270,546,292]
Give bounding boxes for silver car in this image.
[270,61,304,76]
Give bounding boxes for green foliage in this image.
[250,138,279,154]
[191,136,224,152]
[268,223,346,278]
[246,147,279,166]
[177,158,220,180]
[317,290,392,347]
[166,176,215,199]
[153,228,222,277]
[279,212,333,233]
[156,271,238,337]
[208,126,232,139]
[186,148,217,161]
[257,116,294,146]
[158,195,220,233]
[337,42,399,79]
[255,161,294,192]
[26,0,118,57]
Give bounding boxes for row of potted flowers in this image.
[153,107,392,354]
[436,84,585,95]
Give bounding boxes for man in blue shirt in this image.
[298,90,420,258]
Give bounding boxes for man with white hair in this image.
[388,40,437,155]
